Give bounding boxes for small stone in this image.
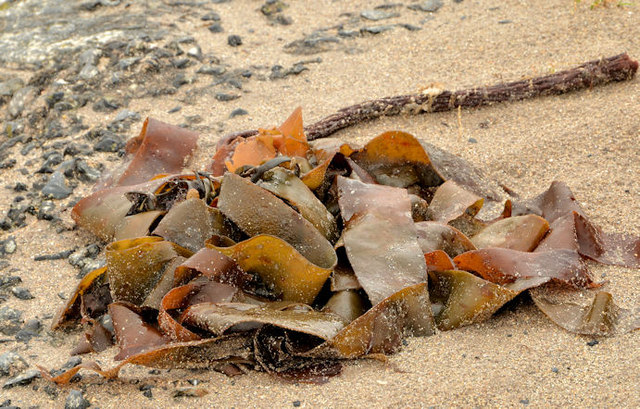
[15,318,42,342]
[201,11,221,21]
[0,275,22,290]
[399,23,422,31]
[94,132,124,152]
[79,48,102,67]
[293,401,301,407]
[215,92,241,102]
[118,57,141,71]
[498,19,513,24]
[520,399,530,405]
[8,86,36,118]
[227,35,243,47]
[361,9,399,21]
[197,65,227,76]
[0,78,25,97]
[41,171,73,200]
[229,108,248,118]
[208,23,224,33]
[92,98,120,112]
[11,287,33,300]
[408,0,444,12]
[0,307,23,335]
[551,367,559,373]
[261,0,287,16]
[79,64,99,80]
[187,46,203,60]
[2,369,40,389]
[0,351,28,377]
[65,389,91,409]
[173,386,209,398]
[468,137,478,143]
[172,58,191,69]
[140,384,153,398]
[114,109,140,123]
[168,106,182,113]
[586,339,599,347]
[360,25,395,35]
[172,73,190,88]
[75,160,102,183]
[2,239,16,255]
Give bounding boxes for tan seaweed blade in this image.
[222,53,639,143]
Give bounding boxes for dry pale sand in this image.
[1,0,639,408]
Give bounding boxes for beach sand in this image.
[1,0,639,407]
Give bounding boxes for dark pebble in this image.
[197,65,227,76]
[15,318,41,342]
[0,351,28,377]
[360,25,395,35]
[13,183,28,192]
[118,57,141,71]
[172,58,191,69]
[93,131,124,152]
[408,0,443,12]
[551,367,559,373]
[208,23,224,33]
[0,159,16,170]
[168,106,182,113]
[229,108,248,118]
[201,11,221,21]
[587,339,599,347]
[0,238,16,255]
[0,275,22,290]
[37,200,56,221]
[361,9,399,21]
[293,401,301,407]
[520,399,529,405]
[215,92,241,102]
[92,98,120,112]
[498,19,513,24]
[140,384,153,398]
[11,287,33,300]
[468,137,478,143]
[227,35,243,47]
[65,389,91,409]
[2,369,40,389]
[172,73,189,88]
[399,23,422,31]
[114,109,140,123]
[41,171,73,200]
[0,307,23,335]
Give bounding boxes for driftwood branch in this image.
[220,53,638,145]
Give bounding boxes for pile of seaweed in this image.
[43,109,640,384]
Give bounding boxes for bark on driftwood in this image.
[220,53,638,146]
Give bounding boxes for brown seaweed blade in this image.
[180,302,346,340]
[337,177,427,306]
[106,237,193,305]
[517,181,640,268]
[158,280,239,342]
[453,248,597,288]
[428,270,518,331]
[414,221,477,257]
[318,283,435,358]
[470,214,549,252]
[530,285,640,336]
[217,172,337,269]
[52,267,108,329]
[256,167,339,242]
[109,303,168,360]
[109,117,199,188]
[40,335,254,385]
[349,131,445,189]
[72,176,172,241]
[426,180,484,223]
[152,198,231,253]
[210,235,333,304]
